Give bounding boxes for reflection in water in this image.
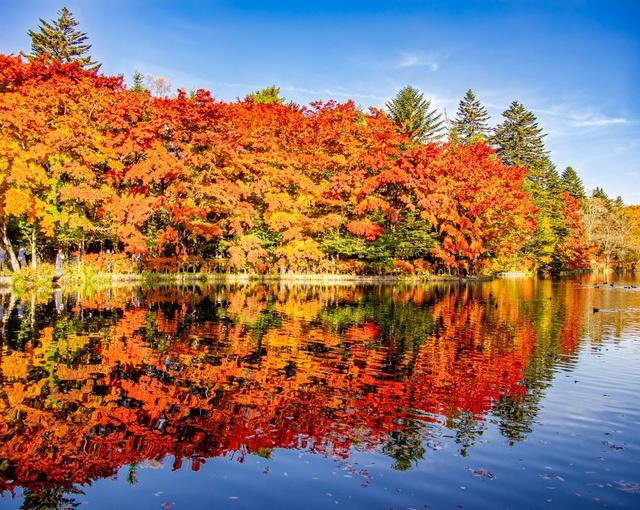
[0,276,638,508]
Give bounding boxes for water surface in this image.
[0,275,639,509]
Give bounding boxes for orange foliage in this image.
[0,55,548,273]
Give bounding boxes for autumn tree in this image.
[623,205,640,266]
[143,73,172,97]
[0,55,125,264]
[583,191,627,270]
[27,7,100,70]
[554,192,590,269]
[451,89,490,142]
[386,86,445,142]
[404,142,536,273]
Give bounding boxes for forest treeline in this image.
[0,7,639,276]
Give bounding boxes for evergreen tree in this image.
[130,71,146,93]
[559,166,585,199]
[491,101,547,168]
[592,187,609,201]
[27,7,100,70]
[451,89,490,142]
[614,195,625,209]
[386,86,445,142]
[249,85,284,104]
[492,101,566,270]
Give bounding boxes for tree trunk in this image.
[1,222,19,272]
[30,227,37,269]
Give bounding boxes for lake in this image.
[0,274,638,509]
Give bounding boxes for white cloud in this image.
[208,82,388,103]
[532,104,632,129]
[280,86,387,101]
[569,116,629,127]
[396,52,441,71]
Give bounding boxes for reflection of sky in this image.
[1,0,639,203]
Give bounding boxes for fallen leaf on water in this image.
[602,441,624,450]
[465,467,495,480]
[616,481,640,494]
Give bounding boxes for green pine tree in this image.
[451,89,490,142]
[249,85,284,104]
[614,195,625,209]
[27,7,100,70]
[130,71,147,93]
[492,101,567,271]
[386,86,445,142]
[592,187,609,201]
[491,101,548,168]
[559,166,585,200]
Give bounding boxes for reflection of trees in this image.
[382,418,428,471]
[20,487,83,510]
[0,279,600,498]
[449,410,486,457]
[489,278,588,444]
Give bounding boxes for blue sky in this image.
[2,0,639,203]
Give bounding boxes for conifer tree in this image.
[492,101,558,204]
[386,86,445,142]
[560,166,585,200]
[27,7,100,70]
[491,101,548,168]
[492,101,566,270]
[249,85,284,104]
[614,195,625,209]
[592,187,609,201]
[451,89,490,142]
[130,71,146,93]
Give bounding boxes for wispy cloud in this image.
[569,116,629,127]
[525,103,634,137]
[531,104,632,129]
[210,81,387,102]
[280,86,387,101]
[396,51,441,71]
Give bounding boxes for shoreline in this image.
[0,270,500,290]
[2,268,624,291]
